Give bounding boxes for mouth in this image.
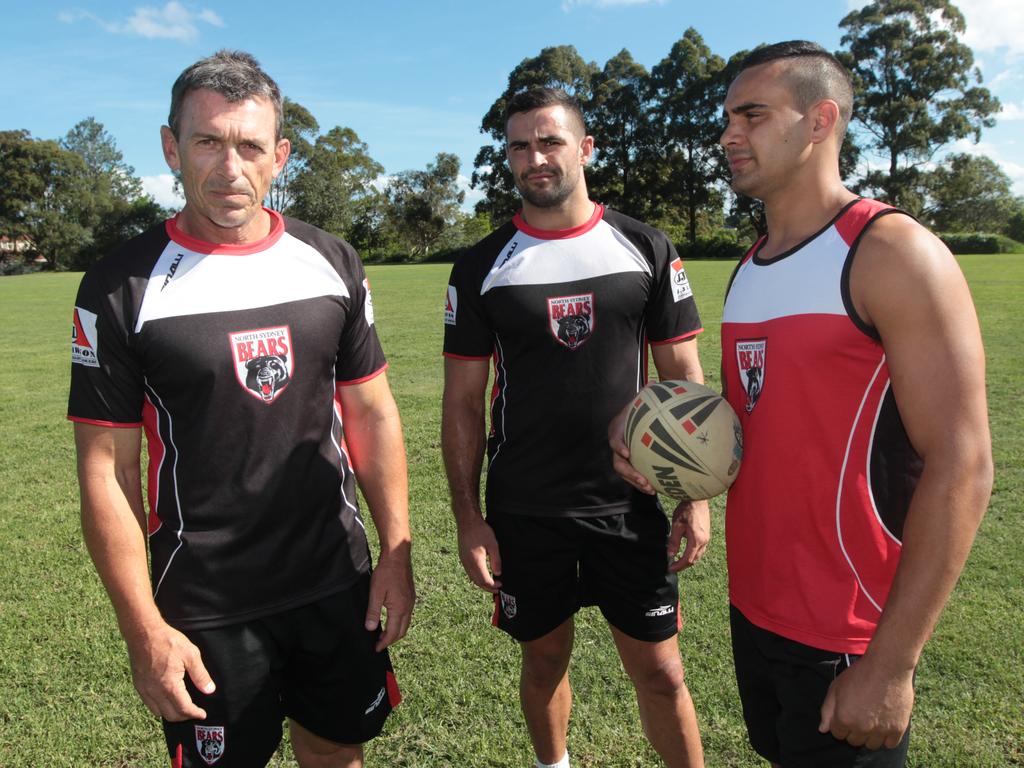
[727,155,752,172]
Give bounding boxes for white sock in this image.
[535,751,569,768]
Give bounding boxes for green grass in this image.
[0,256,1020,767]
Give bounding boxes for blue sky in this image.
[4,0,1022,210]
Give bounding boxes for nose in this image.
[719,118,738,148]
[218,146,243,178]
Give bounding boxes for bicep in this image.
[651,338,704,385]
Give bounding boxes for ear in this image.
[272,137,291,179]
[579,134,595,166]
[810,100,841,145]
[160,126,181,172]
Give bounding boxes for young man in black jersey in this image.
[69,50,414,767]
[442,87,707,768]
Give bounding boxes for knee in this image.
[521,646,571,688]
[630,657,687,699]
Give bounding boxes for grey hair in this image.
[168,49,283,139]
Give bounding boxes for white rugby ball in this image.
[624,380,743,500]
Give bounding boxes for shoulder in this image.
[80,220,171,292]
[602,208,672,249]
[451,220,518,274]
[852,212,965,329]
[282,216,359,260]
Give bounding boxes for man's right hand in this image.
[125,621,215,722]
[457,516,502,594]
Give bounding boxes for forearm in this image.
[866,448,992,672]
[652,337,704,384]
[441,397,486,528]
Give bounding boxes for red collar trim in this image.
[513,203,604,240]
[165,209,286,254]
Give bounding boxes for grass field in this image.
[0,257,1020,767]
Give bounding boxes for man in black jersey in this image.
[442,87,707,768]
[69,51,413,768]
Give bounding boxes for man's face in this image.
[506,105,593,209]
[719,62,813,201]
[161,89,289,242]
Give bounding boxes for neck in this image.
[759,174,856,259]
[175,206,272,246]
[519,187,595,232]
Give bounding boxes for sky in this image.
[4,0,1023,211]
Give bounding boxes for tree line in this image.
[2,0,1022,272]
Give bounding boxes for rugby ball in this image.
[624,380,742,500]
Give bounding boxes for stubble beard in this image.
[516,168,577,209]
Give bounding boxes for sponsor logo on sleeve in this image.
[669,258,693,302]
[736,338,767,413]
[230,326,293,404]
[363,278,376,326]
[548,293,594,350]
[194,725,225,765]
[71,307,100,368]
[444,285,458,326]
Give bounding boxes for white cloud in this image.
[958,0,1024,57]
[562,0,666,12]
[141,174,184,209]
[997,102,1024,121]
[58,2,224,42]
[457,174,485,213]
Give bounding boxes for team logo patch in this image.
[548,293,594,350]
[500,590,517,619]
[194,725,225,765]
[71,307,100,368]
[669,258,693,302]
[230,326,293,404]
[736,338,767,413]
[445,285,457,326]
[363,278,376,326]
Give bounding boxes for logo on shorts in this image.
[669,258,693,302]
[365,686,386,714]
[735,338,767,413]
[71,307,100,368]
[500,590,517,619]
[644,604,675,618]
[548,293,594,350]
[229,326,293,404]
[195,725,225,765]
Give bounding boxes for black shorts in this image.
[488,508,680,643]
[730,605,910,768]
[164,576,399,768]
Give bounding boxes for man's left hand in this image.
[819,655,914,750]
[668,499,710,572]
[365,547,415,652]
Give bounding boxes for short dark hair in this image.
[168,50,283,139]
[504,87,587,136]
[739,40,854,137]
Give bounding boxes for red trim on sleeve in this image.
[165,209,286,255]
[512,202,604,240]
[335,363,389,387]
[386,670,402,708]
[649,328,704,346]
[442,352,492,361]
[67,416,144,428]
[492,593,501,627]
[171,743,183,768]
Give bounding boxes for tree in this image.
[0,130,95,268]
[925,153,1020,233]
[385,153,465,259]
[61,118,165,267]
[838,0,1000,212]
[586,49,659,219]
[649,28,730,243]
[472,46,600,225]
[288,126,384,239]
[267,98,319,213]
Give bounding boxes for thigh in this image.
[730,606,910,768]
[162,622,284,768]
[579,509,679,642]
[280,577,400,746]
[488,512,581,642]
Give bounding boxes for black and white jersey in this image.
[444,204,702,517]
[68,210,385,630]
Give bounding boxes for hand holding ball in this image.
[624,380,743,500]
